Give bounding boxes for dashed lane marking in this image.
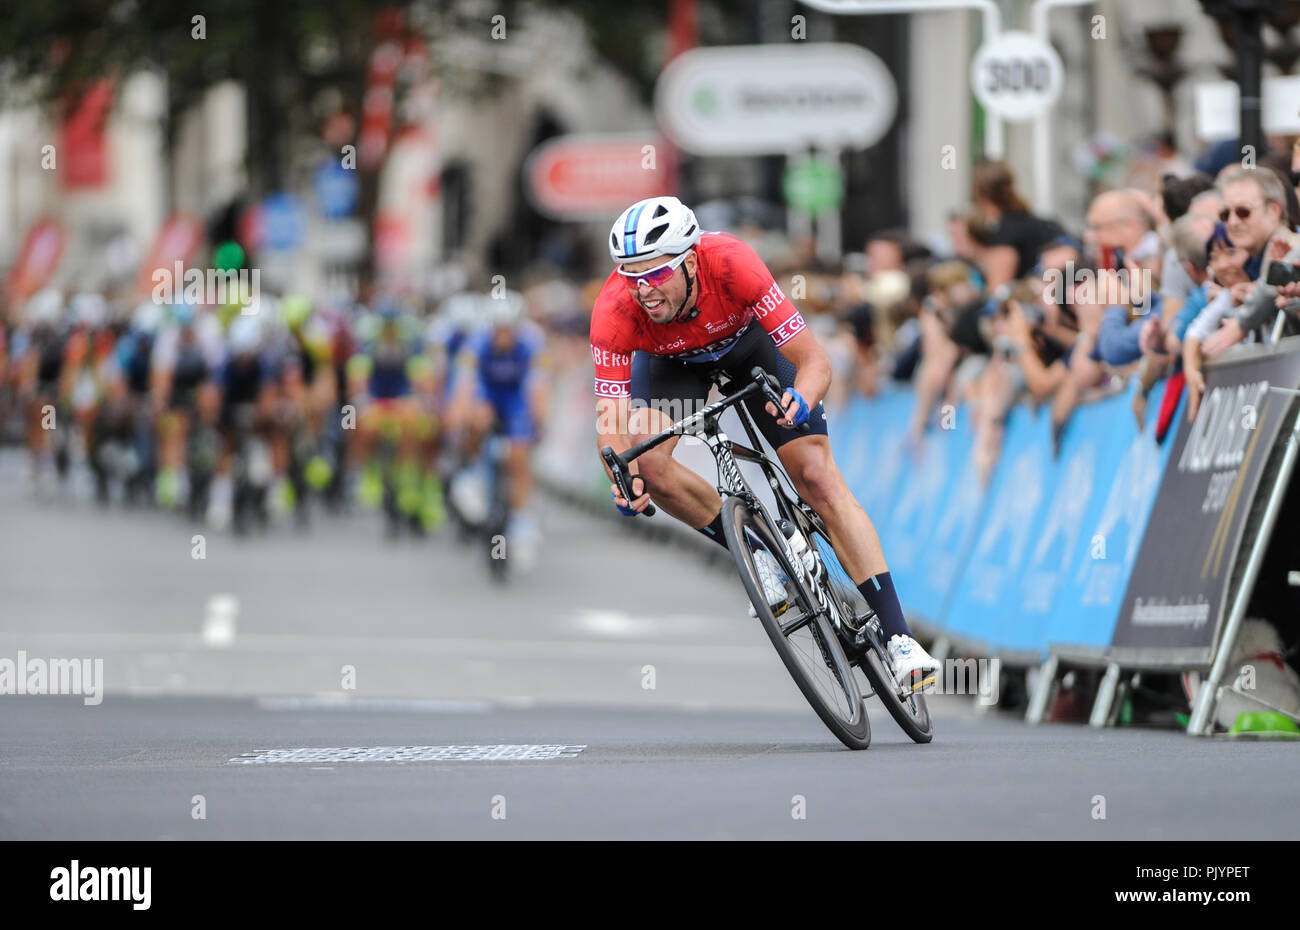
[228,744,588,764]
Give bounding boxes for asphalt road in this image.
[2,451,1298,840]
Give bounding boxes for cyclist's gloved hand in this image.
[611,474,646,516]
[612,491,638,516]
[780,388,810,428]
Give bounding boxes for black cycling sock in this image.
[696,511,729,550]
[858,572,911,640]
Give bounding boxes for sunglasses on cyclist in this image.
[617,251,690,289]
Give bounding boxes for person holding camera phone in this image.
[1200,166,1300,357]
[1183,223,1255,422]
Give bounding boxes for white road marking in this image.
[256,695,492,714]
[202,595,238,648]
[228,744,587,764]
[571,608,725,639]
[0,631,772,664]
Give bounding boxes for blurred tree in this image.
[0,0,755,281]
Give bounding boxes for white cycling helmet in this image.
[483,290,525,328]
[608,196,701,265]
[228,315,263,355]
[25,289,64,327]
[71,293,108,329]
[439,293,481,331]
[131,300,164,335]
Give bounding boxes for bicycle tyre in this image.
[858,641,934,744]
[721,496,870,750]
[804,520,934,744]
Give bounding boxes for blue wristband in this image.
[612,491,638,516]
[784,388,810,427]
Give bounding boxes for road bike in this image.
[602,367,933,749]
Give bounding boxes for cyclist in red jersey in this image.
[592,196,939,687]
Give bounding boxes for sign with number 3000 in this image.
[971,31,1064,122]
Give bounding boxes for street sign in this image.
[524,134,672,220]
[262,193,306,251]
[783,158,843,213]
[1195,76,1300,140]
[970,31,1064,122]
[654,44,897,155]
[314,160,359,219]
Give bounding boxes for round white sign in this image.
[970,31,1064,122]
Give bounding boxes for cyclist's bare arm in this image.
[595,395,647,504]
[769,328,831,423]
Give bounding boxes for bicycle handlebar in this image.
[602,444,656,518]
[601,368,809,518]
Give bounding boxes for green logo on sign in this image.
[783,158,843,213]
[692,88,718,114]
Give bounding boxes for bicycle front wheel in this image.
[721,496,870,750]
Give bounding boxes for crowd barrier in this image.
[538,340,1300,731]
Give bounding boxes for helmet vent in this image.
[644,223,669,246]
[652,204,668,218]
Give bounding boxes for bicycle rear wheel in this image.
[721,496,870,750]
[858,637,933,744]
[807,521,934,744]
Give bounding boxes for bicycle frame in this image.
[605,369,866,643]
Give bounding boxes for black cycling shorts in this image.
[628,322,828,450]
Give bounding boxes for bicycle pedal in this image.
[908,672,935,693]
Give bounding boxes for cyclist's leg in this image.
[496,392,534,513]
[733,333,925,652]
[626,352,719,530]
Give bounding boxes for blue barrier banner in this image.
[831,389,912,528]
[1044,380,1180,649]
[881,406,979,624]
[941,404,1051,647]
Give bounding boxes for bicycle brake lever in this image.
[600,445,656,517]
[751,367,811,433]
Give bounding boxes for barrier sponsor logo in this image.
[1113,344,1300,657]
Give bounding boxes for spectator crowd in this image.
[749,136,1300,484]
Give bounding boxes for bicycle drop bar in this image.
[599,368,808,518]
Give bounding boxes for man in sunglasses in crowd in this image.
[589,196,941,687]
[1200,166,1300,357]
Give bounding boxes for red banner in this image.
[59,79,114,189]
[136,214,205,297]
[6,218,66,308]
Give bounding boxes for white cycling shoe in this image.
[887,634,940,691]
[748,550,791,618]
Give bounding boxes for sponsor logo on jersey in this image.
[704,311,743,334]
[771,313,807,346]
[749,281,786,320]
[591,345,632,370]
[594,378,631,397]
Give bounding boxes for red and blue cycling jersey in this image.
[588,231,807,399]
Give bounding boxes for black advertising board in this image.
[1111,342,1300,663]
